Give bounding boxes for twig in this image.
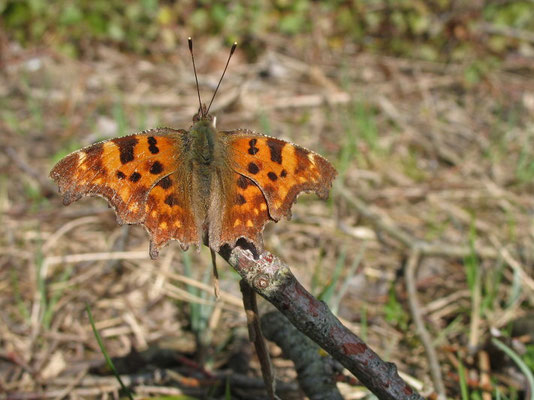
[405,249,447,400]
[52,367,89,400]
[47,368,298,397]
[478,350,493,400]
[240,280,278,400]
[42,216,101,252]
[218,244,422,400]
[490,236,534,295]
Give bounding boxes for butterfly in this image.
[50,39,337,259]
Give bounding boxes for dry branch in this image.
[405,249,446,399]
[219,244,423,400]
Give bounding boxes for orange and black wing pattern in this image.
[224,130,337,221]
[50,128,200,257]
[214,171,272,250]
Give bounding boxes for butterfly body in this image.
[184,116,240,248]
[50,106,337,259]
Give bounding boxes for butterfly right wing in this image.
[211,172,272,251]
[50,128,200,257]
[223,130,337,221]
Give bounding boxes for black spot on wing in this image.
[129,172,141,182]
[248,138,259,155]
[116,171,126,179]
[113,136,138,164]
[149,161,163,174]
[148,136,159,154]
[267,172,277,181]
[237,175,250,189]
[157,176,172,189]
[267,138,284,164]
[248,162,260,174]
[236,194,247,205]
[164,194,179,207]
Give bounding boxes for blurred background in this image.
[1,1,534,399]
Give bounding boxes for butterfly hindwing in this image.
[224,130,337,221]
[50,128,200,255]
[214,172,272,250]
[144,171,199,257]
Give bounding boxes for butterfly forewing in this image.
[224,130,337,221]
[50,128,200,254]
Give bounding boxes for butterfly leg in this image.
[210,248,220,298]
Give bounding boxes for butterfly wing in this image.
[211,172,272,251]
[50,128,200,257]
[223,130,337,221]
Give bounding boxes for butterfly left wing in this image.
[223,130,337,221]
[50,128,201,257]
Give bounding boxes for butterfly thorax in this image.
[190,119,216,165]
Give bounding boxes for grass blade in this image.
[86,303,133,400]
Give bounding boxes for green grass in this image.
[112,100,128,137]
[34,234,75,330]
[492,338,534,400]
[42,266,73,329]
[310,247,325,297]
[464,222,510,318]
[86,303,134,399]
[457,354,469,400]
[400,150,427,182]
[525,344,534,373]
[317,247,346,308]
[337,101,381,179]
[384,285,409,332]
[465,224,481,296]
[258,111,272,135]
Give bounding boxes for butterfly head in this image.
[192,103,216,129]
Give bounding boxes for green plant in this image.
[384,286,409,332]
[86,303,134,399]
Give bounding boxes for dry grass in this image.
[1,38,533,399]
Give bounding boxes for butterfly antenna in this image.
[206,41,237,115]
[188,37,203,115]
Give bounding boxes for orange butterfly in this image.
[50,39,337,259]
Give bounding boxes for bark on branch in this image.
[218,243,423,400]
